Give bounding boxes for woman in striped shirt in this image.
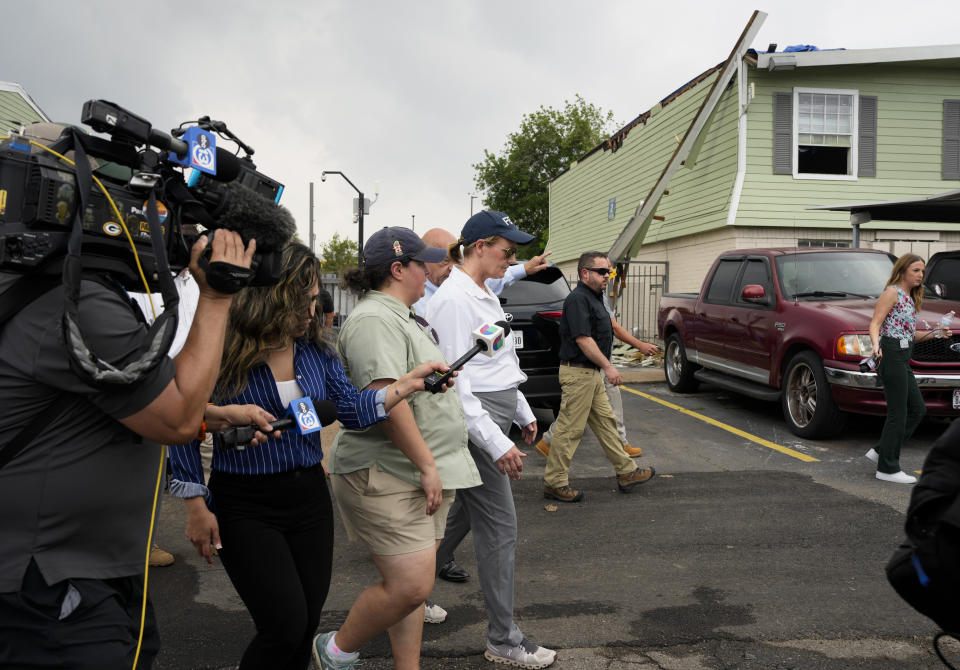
[168,242,447,670]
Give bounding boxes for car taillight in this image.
[537,310,562,319]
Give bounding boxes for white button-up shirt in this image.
[426,265,534,461]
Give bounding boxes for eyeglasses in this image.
[585,267,612,277]
[485,242,517,259]
[414,314,439,345]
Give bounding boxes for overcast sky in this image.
[4,0,958,254]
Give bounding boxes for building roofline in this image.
[754,43,960,70]
[0,81,50,122]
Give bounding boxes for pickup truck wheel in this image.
[781,351,844,439]
[665,334,700,393]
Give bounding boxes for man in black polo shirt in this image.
[0,230,266,669]
[543,251,656,502]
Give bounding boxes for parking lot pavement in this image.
[150,376,953,669]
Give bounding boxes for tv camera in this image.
[0,99,292,293]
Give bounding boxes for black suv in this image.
[498,265,570,414]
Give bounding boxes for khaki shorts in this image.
[330,467,455,556]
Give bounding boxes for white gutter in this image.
[755,43,960,70]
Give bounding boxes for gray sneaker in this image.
[484,637,557,668]
[312,631,358,669]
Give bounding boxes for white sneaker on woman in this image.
[876,471,917,484]
[484,637,557,668]
[424,600,447,624]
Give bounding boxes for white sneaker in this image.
[424,600,447,624]
[864,448,879,464]
[484,637,557,668]
[876,471,917,484]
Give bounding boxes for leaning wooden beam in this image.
[607,9,767,262]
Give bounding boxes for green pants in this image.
[874,336,926,474]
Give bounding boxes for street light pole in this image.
[321,170,366,265]
[469,193,480,216]
[411,214,415,232]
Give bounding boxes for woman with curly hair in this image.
[168,241,448,670]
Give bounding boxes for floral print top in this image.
[880,287,916,341]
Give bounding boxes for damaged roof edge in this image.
[551,61,726,182]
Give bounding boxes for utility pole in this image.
[308,181,315,253]
[411,214,415,231]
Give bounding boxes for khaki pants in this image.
[544,366,636,488]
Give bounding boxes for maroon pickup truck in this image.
[657,248,960,438]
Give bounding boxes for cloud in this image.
[4,0,958,252]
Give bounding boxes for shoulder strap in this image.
[0,399,66,470]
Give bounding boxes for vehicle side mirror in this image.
[932,283,947,298]
[741,284,767,304]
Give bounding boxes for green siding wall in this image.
[0,90,46,133]
[738,62,960,229]
[548,69,740,263]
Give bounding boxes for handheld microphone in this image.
[423,321,512,393]
[214,397,338,450]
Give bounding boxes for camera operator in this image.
[0,229,256,670]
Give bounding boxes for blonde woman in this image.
[867,253,950,484]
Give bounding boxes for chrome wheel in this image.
[785,361,817,428]
[666,340,683,386]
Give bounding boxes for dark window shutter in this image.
[858,96,877,177]
[944,99,960,180]
[773,92,793,175]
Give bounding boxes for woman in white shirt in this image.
[425,210,557,669]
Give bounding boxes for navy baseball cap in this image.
[363,227,448,266]
[461,210,535,245]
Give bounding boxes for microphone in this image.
[214,397,338,450]
[423,321,512,393]
[212,182,296,252]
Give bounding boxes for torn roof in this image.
[558,61,725,177]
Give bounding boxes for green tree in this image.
[473,95,615,251]
[319,233,359,276]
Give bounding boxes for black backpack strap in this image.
[0,397,65,470]
[0,274,65,470]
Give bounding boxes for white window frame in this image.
[792,87,859,181]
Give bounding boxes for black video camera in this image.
[0,99,291,292]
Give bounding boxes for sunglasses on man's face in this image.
[585,267,612,277]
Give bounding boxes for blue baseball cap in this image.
[363,227,448,266]
[461,210,535,245]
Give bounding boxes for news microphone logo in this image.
[423,320,512,393]
[290,397,324,435]
[168,126,217,175]
[478,323,506,355]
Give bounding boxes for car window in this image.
[776,252,892,299]
[735,259,773,306]
[705,259,742,303]
[499,267,569,305]
[927,257,960,300]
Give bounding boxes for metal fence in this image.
[566,261,669,344]
[320,275,356,326]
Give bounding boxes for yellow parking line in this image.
[619,386,820,463]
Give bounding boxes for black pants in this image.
[210,464,334,670]
[0,559,158,670]
[875,337,926,474]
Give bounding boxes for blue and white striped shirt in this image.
[168,339,386,500]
